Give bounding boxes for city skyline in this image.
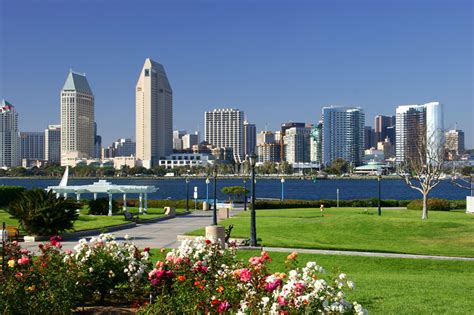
[0,0,472,147]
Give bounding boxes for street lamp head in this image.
[249,152,257,168]
[205,177,210,184]
[281,177,285,183]
[185,177,190,183]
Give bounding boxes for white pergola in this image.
[46,180,158,216]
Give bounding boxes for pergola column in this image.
[144,193,148,215]
[139,193,143,215]
[108,193,113,216]
[63,193,68,199]
[123,193,127,212]
[76,192,81,202]
[93,193,97,200]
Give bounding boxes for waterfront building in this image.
[0,99,20,167]
[257,143,280,163]
[322,106,365,166]
[182,133,198,150]
[280,122,305,161]
[136,58,173,169]
[204,108,244,162]
[395,102,443,163]
[45,124,61,163]
[243,121,256,156]
[283,126,311,164]
[20,132,44,161]
[310,122,323,164]
[445,129,465,159]
[374,115,396,142]
[158,153,213,169]
[364,126,376,149]
[60,70,95,166]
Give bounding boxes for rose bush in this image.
[139,237,366,314]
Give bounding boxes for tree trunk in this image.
[422,193,428,220]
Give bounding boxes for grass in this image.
[0,206,188,233]
[187,207,474,257]
[149,248,474,314]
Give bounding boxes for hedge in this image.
[406,199,466,211]
[118,199,203,210]
[254,198,463,210]
[0,186,25,207]
[88,198,120,215]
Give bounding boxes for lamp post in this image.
[249,153,257,246]
[243,177,247,211]
[280,177,285,201]
[376,169,382,216]
[213,164,218,226]
[205,177,210,203]
[185,176,190,212]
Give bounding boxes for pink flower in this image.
[50,235,63,247]
[17,255,30,266]
[277,296,287,306]
[217,300,231,313]
[249,256,261,265]
[15,272,23,279]
[20,249,29,254]
[239,269,252,282]
[265,279,282,292]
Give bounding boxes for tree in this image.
[397,129,446,220]
[221,186,248,202]
[326,158,349,175]
[7,189,80,235]
[278,161,293,175]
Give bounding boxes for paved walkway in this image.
[19,207,474,261]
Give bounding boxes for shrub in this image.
[7,189,80,235]
[139,238,365,314]
[88,198,119,215]
[119,199,202,210]
[0,186,25,207]
[407,198,451,211]
[0,237,81,314]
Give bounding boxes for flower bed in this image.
[0,235,365,314]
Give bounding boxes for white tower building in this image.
[60,70,95,166]
[136,58,173,168]
[0,99,20,167]
[205,108,244,162]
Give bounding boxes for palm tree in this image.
[7,189,80,236]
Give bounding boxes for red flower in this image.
[265,279,282,292]
[205,239,212,245]
[143,247,150,252]
[211,299,220,306]
[218,301,231,313]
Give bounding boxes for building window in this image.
[145,69,150,77]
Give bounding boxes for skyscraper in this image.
[205,108,244,162]
[44,124,61,163]
[243,121,256,156]
[364,126,376,150]
[445,129,465,158]
[20,132,44,160]
[374,115,396,142]
[60,70,95,166]
[182,133,198,150]
[280,122,305,161]
[322,106,365,166]
[136,58,173,168]
[310,122,323,164]
[395,102,443,163]
[0,99,20,167]
[284,126,311,164]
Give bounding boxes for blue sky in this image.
[1,0,472,147]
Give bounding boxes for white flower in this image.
[347,281,355,289]
[339,273,346,280]
[289,270,298,279]
[124,234,130,240]
[306,261,316,268]
[89,267,94,273]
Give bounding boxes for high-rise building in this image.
[445,129,465,158]
[173,130,186,151]
[0,99,20,167]
[113,138,136,157]
[322,106,365,166]
[395,102,443,163]
[20,132,44,160]
[374,115,396,142]
[94,122,102,159]
[310,122,323,164]
[280,122,305,161]
[136,58,173,168]
[364,126,376,150]
[256,131,275,145]
[182,133,198,150]
[283,126,311,164]
[257,143,280,163]
[205,108,244,162]
[60,70,95,166]
[243,121,256,156]
[45,124,61,163]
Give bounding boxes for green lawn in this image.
[0,207,188,233]
[149,249,474,314]
[187,207,474,257]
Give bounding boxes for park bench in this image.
[123,212,138,222]
[1,225,19,242]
